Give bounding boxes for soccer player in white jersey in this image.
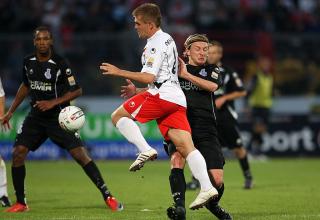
[100,3,218,209]
[0,77,11,207]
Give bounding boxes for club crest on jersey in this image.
[66,68,72,75]
[150,48,156,54]
[129,101,135,108]
[199,69,207,77]
[44,68,51,79]
[29,69,33,75]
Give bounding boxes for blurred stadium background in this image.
[1,0,320,159]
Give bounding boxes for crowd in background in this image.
[1,0,320,96]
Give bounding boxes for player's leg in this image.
[0,155,11,207]
[220,120,253,189]
[164,141,186,220]
[206,169,232,220]
[233,147,253,189]
[49,121,123,211]
[112,93,158,171]
[168,129,218,210]
[5,115,46,212]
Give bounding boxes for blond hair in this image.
[184,34,209,49]
[132,3,161,27]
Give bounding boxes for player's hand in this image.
[178,57,189,79]
[34,100,56,111]
[100,63,121,76]
[215,96,227,109]
[121,79,136,99]
[0,112,12,131]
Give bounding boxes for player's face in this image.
[207,45,223,65]
[34,31,52,54]
[134,16,151,39]
[188,41,208,66]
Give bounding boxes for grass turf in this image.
[1,158,320,219]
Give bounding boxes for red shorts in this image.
[123,91,191,140]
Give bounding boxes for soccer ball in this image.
[58,106,85,132]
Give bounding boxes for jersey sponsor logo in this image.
[68,76,76,86]
[30,80,52,91]
[150,48,156,54]
[180,81,200,91]
[146,57,154,68]
[44,68,51,79]
[66,68,72,75]
[199,68,207,77]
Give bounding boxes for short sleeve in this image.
[59,59,80,91]
[229,70,245,92]
[22,59,29,86]
[141,45,164,76]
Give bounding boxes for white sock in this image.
[116,117,152,152]
[186,150,213,191]
[0,159,8,197]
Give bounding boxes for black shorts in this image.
[216,109,243,149]
[252,107,270,126]
[14,113,84,151]
[163,135,225,170]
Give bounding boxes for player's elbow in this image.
[209,83,218,92]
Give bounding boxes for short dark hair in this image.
[33,26,53,39]
[184,34,209,49]
[209,40,222,48]
[132,3,161,27]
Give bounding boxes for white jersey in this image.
[0,77,4,97]
[141,29,186,107]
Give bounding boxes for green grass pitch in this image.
[1,158,320,219]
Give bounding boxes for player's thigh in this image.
[14,114,48,151]
[47,119,84,150]
[195,138,225,170]
[123,92,165,123]
[157,105,191,141]
[218,121,243,149]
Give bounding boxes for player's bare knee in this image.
[170,152,185,169]
[69,147,91,166]
[12,146,28,166]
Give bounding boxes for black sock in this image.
[82,161,111,200]
[169,168,186,208]
[12,166,26,205]
[206,183,224,212]
[239,155,252,179]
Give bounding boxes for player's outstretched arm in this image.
[2,83,29,121]
[100,63,155,84]
[34,88,82,112]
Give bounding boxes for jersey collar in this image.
[147,29,163,42]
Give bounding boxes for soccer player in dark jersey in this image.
[185,41,254,190]
[209,40,253,189]
[0,26,123,212]
[163,34,232,220]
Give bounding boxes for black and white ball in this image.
[58,106,85,132]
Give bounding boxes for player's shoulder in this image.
[23,53,36,63]
[221,64,239,77]
[151,30,175,49]
[51,53,67,64]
